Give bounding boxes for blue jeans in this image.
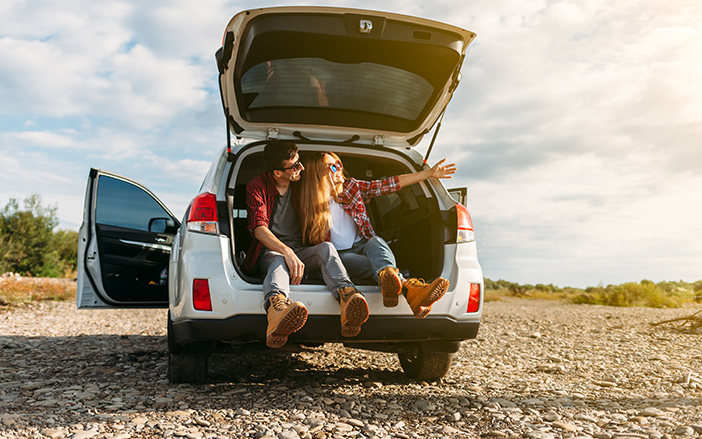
[338,236,396,283]
[260,242,354,304]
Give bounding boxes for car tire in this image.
[168,352,208,383]
[167,311,213,383]
[398,347,453,381]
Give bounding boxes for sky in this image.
[1,0,700,288]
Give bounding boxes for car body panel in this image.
[77,169,179,309]
[218,6,476,146]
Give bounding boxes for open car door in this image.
[448,187,468,205]
[77,169,179,309]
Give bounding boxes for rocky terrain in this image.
[0,298,701,439]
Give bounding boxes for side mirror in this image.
[149,217,177,233]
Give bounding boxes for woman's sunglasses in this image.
[329,160,343,173]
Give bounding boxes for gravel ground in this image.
[1,298,701,439]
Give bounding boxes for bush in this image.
[486,278,699,308]
[0,276,76,307]
[573,280,695,308]
[0,194,77,277]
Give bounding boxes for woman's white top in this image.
[329,200,360,250]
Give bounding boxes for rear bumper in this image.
[173,314,480,346]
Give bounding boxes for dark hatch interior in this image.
[228,150,444,285]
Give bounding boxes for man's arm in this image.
[253,226,305,286]
[397,158,457,188]
[246,176,304,284]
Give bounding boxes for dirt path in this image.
[0,298,700,438]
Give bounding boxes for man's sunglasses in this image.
[329,160,343,173]
[279,160,303,172]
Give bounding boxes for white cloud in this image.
[3,131,78,149]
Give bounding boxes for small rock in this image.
[347,419,364,428]
[574,414,598,423]
[279,431,300,439]
[414,399,435,412]
[544,413,561,422]
[674,426,694,436]
[552,422,578,432]
[641,408,665,417]
[40,429,66,438]
[71,430,99,439]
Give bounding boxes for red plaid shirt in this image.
[336,176,400,239]
[242,171,301,273]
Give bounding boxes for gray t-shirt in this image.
[269,189,303,249]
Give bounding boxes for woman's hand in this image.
[429,158,457,179]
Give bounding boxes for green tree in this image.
[0,194,76,277]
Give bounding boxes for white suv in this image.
[77,6,483,383]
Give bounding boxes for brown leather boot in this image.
[403,278,449,319]
[266,294,308,348]
[378,266,402,307]
[338,287,369,337]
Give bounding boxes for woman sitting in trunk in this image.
[299,151,457,318]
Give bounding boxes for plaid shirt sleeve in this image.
[338,176,401,240]
[245,173,274,233]
[243,172,276,273]
[354,176,400,199]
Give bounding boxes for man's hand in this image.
[283,247,305,285]
[254,225,305,284]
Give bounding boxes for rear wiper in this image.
[342,135,360,143]
[293,131,311,142]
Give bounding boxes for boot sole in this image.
[341,295,369,337]
[266,304,308,348]
[380,272,402,307]
[412,278,450,319]
[420,278,449,306]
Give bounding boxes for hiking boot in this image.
[338,287,369,337]
[378,266,402,307]
[403,277,449,319]
[266,294,308,348]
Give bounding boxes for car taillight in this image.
[193,279,212,311]
[456,203,475,243]
[467,283,480,313]
[186,193,219,235]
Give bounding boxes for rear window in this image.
[240,58,433,121]
[231,13,465,134]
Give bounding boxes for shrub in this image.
[0,194,78,277]
[0,276,76,307]
[572,280,695,308]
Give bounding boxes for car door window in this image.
[95,175,173,230]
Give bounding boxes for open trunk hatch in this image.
[217,7,476,146]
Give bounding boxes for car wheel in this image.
[167,311,213,383]
[168,352,208,383]
[398,347,453,381]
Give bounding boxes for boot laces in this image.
[405,278,427,288]
[270,294,291,311]
[338,287,358,302]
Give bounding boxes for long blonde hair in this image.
[300,152,345,245]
